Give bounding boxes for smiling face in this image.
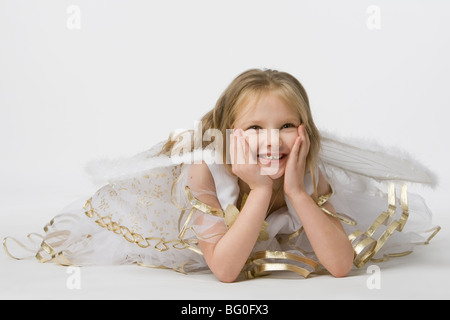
[233,90,302,180]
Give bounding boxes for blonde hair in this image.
[160,68,321,192]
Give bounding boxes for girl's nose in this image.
[260,129,281,149]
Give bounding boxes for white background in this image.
[1,0,449,299]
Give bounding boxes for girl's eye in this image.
[247,125,261,131]
[281,123,296,129]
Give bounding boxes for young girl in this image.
[3,69,440,282]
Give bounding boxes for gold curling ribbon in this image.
[34,215,82,266]
[3,233,44,260]
[3,216,75,266]
[35,236,72,266]
[243,250,320,279]
[349,183,426,268]
[420,226,441,245]
[316,188,357,226]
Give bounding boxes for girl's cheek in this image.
[281,132,298,149]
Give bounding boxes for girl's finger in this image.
[243,131,258,164]
[236,129,246,165]
[295,126,309,161]
[230,131,237,165]
[237,129,255,165]
[289,136,301,163]
[299,125,309,144]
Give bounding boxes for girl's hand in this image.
[229,129,273,191]
[284,125,310,199]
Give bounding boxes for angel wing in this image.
[84,140,217,185]
[319,130,437,188]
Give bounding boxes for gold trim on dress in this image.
[184,186,225,218]
[316,188,357,226]
[184,186,269,242]
[84,197,199,253]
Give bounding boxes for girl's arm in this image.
[187,162,271,283]
[284,126,354,277]
[188,130,274,282]
[288,171,354,277]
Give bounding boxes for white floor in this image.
[1,179,449,300]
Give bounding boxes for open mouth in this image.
[258,154,284,160]
[257,153,287,164]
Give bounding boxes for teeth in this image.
[259,155,282,160]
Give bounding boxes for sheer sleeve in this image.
[184,162,228,243]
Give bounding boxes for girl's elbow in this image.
[218,275,238,283]
[330,267,351,278]
[212,266,241,283]
[214,271,239,283]
[329,258,354,278]
[329,241,355,278]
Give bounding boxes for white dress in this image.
[3,131,441,279]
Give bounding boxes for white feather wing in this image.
[319,131,437,187]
